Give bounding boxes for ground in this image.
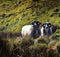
[0,0,60,57]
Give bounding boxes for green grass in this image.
[0,0,60,57]
[0,0,60,32]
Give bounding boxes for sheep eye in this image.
[49,25,51,26]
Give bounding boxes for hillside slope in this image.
[0,0,60,57]
[0,0,60,32]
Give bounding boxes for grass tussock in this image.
[0,36,60,57]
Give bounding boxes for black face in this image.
[31,20,41,28]
[43,22,51,28]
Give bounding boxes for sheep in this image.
[21,20,42,38]
[31,20,42,38]
[21,21,57,38]
[30,20,42,38]
[31,27,41,38]
[31,20,41,28]
[21,25,33,38]
[43,22,53,36]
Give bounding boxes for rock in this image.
[2,4,6,8]
[2,14,6,18]
[54,9,59,12]
[38,39,46,44]
[33,0,39,3]
[50,14,54,17]
[57,46,60,53]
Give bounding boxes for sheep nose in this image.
[45,25,48,28]
[34,23,37,25]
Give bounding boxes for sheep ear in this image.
[42,24,45,27]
